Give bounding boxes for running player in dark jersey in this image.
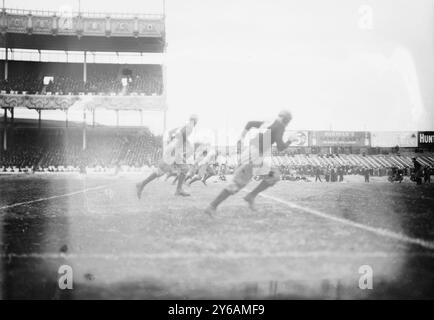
[205,110,293,215]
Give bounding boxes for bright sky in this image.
[6,0,434,135]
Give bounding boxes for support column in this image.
[10,107,14,126]
[82,110,87,150]
[92,108,95,127]
[9,108,13,147]
[4,39,8,81]
[163,109,167,133]
[139,109,143,126]
[162,61,167,97]
[65,109,68,128]
[83,51,87,83]
[37,109,41,130]
[2,108,7,151]
[226,134,229,158]
[162,62,168,134]
[214,128,219,158]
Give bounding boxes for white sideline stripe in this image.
[0,184,110,211]
[1,251,434,260]
[251,191,434,250]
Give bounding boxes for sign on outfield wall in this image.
[309,131,370,147]
[283,131,309,147]
[417,131,434,147]
[371,131,418,148]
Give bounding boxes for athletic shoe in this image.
[175,190,190,197]
[243,195,256,211]
[204,205,216,216]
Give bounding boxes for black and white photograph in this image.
[0,0,433,305]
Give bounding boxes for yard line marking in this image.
[1,251,434,260]
[0,184,110,212]
[249,190,434,250]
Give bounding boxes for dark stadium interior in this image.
[0,61,163,95]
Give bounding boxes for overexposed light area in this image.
[4,0,434,134]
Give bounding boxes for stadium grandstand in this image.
[1,61,163,95]
[0,6,167,173]
[0,120,162,172]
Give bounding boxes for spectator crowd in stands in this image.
[279,164,381,182]
[1,61,163,95]
[276,163,432,183]
[0,127,162,172]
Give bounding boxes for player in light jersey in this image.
[205,110,293,215]
[184,146,208,182]
[188,148,217,186]
[136,115,198,198]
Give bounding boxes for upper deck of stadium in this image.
[0,8,166,52]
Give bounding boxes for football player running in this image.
[136,115,198,198]
[205,110,293,215]
[188,148,217,186]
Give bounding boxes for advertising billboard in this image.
[417,131,434,148]
[283,131,309,147]
[309,131,370,147]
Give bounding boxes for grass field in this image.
[1,172,434,299]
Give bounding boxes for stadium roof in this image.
[0,34,165,53]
